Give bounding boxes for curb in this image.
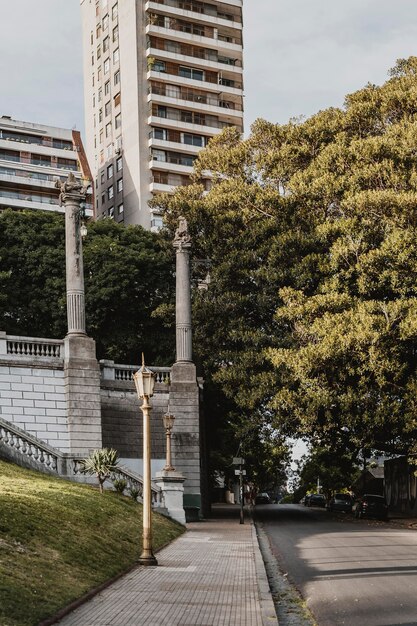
[250,519,279,625]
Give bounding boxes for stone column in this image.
[170,217,201,520]
[57,174,102,456]
[173,216,192,362]
[57,173,87,335]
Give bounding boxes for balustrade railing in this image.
[0,416,162,504]
[101,360,171,385]
[6,335,63,358]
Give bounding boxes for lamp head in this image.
[133,353,155,399]
[163,411,175,431]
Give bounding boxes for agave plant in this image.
[79,448,120,494]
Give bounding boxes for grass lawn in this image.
[0,458,185,626]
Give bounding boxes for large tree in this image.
[154,57,417,464]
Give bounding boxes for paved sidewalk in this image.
[55,511,278,626]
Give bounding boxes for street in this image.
[255,504,417,626]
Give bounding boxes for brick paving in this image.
[56,513,278,626]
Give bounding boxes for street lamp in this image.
[163,410,176,471]
[133,355,157,566]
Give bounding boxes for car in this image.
[352,494,388,520]
[328,493,353,513]
[255,492,271,505]
[307,493,326,508]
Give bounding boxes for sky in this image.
[1,0,417,138]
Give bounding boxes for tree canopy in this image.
[154,57,417,468]
[0,210,175,364]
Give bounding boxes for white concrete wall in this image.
[0,364,69,451]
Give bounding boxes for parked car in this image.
[352,494,388,520]
[307,493,326,508]
[255,492,271,505]
[328,493,353,513]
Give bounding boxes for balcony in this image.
[149,159,194,175]
[147,69,243,96]
[145,1,242,30]
[148,136,203,155]
[146,23,242,55]
[148,114,235,136]
[148,83,243,124]
[0,137,77,160]
[147,46,243,76]
[148,36,243,67]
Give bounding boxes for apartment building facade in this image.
[0,116,93,216]
[80,0,244,230]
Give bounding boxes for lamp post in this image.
[133,356,157,566]
[163,410,176,471]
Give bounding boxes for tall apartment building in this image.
[80,0,244,230]
[0,116,93,216]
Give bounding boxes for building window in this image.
[117,178,123,192]
[115,113,121,129]
[107,186,114,199]
[92,94,96,107]
[114,70,120,86]
[100,150,104,164]
[98,87,102,102]
[107,164,113,179]
[101,171,105,183]
[153,60,166,73]
[101,193,105,205]
[114,93,121,107]
[92,73,95,87]
[97,44,101,59]
[154,128,167,140]
[94,136,97,148]
[118,202,124,214]
[105,80,110,96]
[152,149,166,162]
[106,144,113,159]
[99,129,103,144]
[109,206,115,218]
[102,14,109,30]
[113,48,119,64]
[116,156,123,171]
[103,36,109,52]
[179,66,204,81]
[97,66,101,80]
[90,31,94,45]
[99,108,103,122]
[105,122,112,137]
[183,133,204,147]
[104,58,110,74]
[91,54,94,66]
[112,2,118,20]
[105,101,111,116]
[113,25,119,42]
[96,24,102,38]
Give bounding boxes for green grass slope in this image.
[0,458,185,626]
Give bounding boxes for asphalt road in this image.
[255,503,417,626]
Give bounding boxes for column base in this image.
[138,552,158,566]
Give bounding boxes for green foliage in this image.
[153,56,417,470]
[0,211,175,364]
[128,486,141,501]
[295,447,361,498]
[0,459,184,626]
[80,448,120,493]
[112,478,127,494]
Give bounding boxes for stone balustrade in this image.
[100,360,171,385]
[0,415,162,504]
[0,332,64,361]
